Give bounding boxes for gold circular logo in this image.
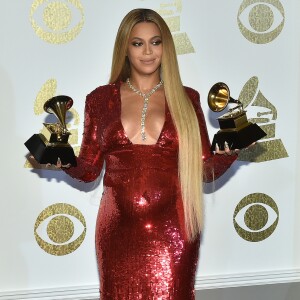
[43,2,72,31]
[237,0,285,44]
[233,193,279,242]
[47,215,75,243]
[248,4,274,32]
[34,203,86,256]
[244,204,268,230]
[30,0,85,44]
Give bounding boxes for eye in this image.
[132,41,143,47]
[34,203,86,255]
[29,0,85,44]
[237,0,285,44]
[152,40,162,46]
[233,193,279,242]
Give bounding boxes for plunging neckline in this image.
[117,81,167,146]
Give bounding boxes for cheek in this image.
[155,47,163,58]
[127,48,139,60]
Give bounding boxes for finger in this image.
[215,143,225,155]
[224,142,240,155]
[46,163,52,168]
[56,157,62,168]
[62,163,71,168]
[224,141,232,155]
[246,142,256,149]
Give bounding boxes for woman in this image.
[63,8,237,299]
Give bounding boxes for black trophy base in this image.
[210,123,267,151]
[25,134,77,166]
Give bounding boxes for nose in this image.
[143,43,153,55]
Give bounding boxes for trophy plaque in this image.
[25,95,77,166]
[208,82,267,151]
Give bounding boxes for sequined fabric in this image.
[65,82,237,299]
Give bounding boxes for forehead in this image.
[130,22,161,38]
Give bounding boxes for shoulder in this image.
[85,82,120,110]
[87,82,119,101]
[183,85,201,105]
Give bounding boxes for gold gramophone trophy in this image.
[25,95,77,166]
[208,82,266,151]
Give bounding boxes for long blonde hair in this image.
[109,8,203,241]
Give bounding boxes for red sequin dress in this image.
[65,81,236,299]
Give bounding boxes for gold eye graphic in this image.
[30,0,85,44]
[34,203,86,255]
[237,0,285,44]
[233,193,279,242]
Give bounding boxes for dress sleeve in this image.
[63,91,104,182]
[185,87,237,183]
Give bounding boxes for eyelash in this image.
[131,40,162,47]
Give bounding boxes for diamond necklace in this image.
[126,78,164,141]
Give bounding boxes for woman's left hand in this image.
[215,141,256,155]
[215,141,239,156]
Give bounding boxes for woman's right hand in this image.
[46,157,71,169]
[29,156,71,169]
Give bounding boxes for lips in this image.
[140,59,156,64]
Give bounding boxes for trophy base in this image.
[25,134,77,166]
[210,123,267,151]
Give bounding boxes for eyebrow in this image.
[130,35,162,40]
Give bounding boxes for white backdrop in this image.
[0,0,300,299]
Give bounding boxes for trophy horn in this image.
[44,95,73,131]
[208,82,241,112]
[25,94,76,166]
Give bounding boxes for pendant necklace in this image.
[126,78,164,141]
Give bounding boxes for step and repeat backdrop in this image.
[0,0,299,299]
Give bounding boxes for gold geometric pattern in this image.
[237,76,288,162]
[34,79,57,115]
[157,0,195,55]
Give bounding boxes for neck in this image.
[129,73,161,94]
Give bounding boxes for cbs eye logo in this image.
[30,0,85,44]
[233,193,279,242]
[34,203,86,256]
[237,0,285,44]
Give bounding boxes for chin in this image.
[137,65,161,76]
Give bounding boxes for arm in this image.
[63,91,104,182]
[185,87,237,183]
